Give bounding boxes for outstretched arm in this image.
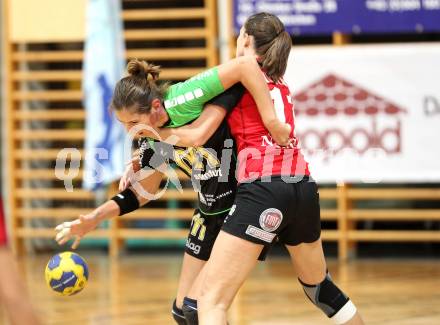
[55,170,163,248]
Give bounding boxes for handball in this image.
[45,252,89,296]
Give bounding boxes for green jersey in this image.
[163,67,224,127]
[139,66,243,214]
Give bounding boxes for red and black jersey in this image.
[227,73,310,183]
[0,198,7,246]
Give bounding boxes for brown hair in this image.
[110,59,169,113]
[244,12,291,82]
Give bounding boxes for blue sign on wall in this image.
[234,0,440,35]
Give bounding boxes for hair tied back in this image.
[127,59,161,81]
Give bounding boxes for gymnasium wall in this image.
[1,0,218,254]
[1,0,440,258]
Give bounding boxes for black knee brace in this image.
[182,297,198,325]
[299,272,357,324]
[172,299,186,325]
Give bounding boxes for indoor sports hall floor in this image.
[8,253,440,325]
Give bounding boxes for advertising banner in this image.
[234,0,440,35]
[82,0,126,190]
[284,44,440,183]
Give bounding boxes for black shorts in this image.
[222,177,321,246]
[185,209,269,261]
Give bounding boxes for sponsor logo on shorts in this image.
[190,213,206,241]
[245,225,276,243]
[259,208,283,232]
[186,238,201,255]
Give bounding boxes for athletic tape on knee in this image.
[299,273,357,324]
[182,297,198,325]
[171,299,186,325]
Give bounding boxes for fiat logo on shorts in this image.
[259,208,283,232]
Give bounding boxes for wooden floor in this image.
[4,253,440,325]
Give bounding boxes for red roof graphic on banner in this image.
[293,74,406,117]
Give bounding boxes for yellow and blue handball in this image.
[45,252,89,296]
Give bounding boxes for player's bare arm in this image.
[143,105,227,147]
[55,169,163,249]
[217,56,291,145]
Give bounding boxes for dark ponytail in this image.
[127,59,161,81]
[110,59,169,114]
[244,12,291,82]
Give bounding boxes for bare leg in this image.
[286,238,327,284]
[198,231,263,325]
[175,253,206,308]
[185,260,208,300]
[285,239,364,325]
[0,248,41,325]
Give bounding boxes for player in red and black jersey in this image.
[155,12,365,325]
[0,196,41,325]
[227,73,310,182]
